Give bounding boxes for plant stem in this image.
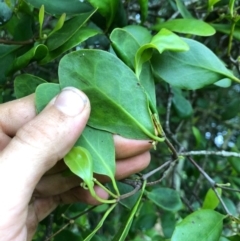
[0,39,34,45]
[94,178,119,198]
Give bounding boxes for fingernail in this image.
[54,87,87,116]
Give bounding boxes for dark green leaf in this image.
[161,212,176,238]
[113,181,146,241]
[151,38,239,89]
[145,187,182,212]
[211,24,240,41]
[202,188,222,210]
[40,27,100,64]
[87,0,119,28]
[35,83,61,113]
[228,235,240,241]
[152,19,216,36]
[14,74,46,98]
[134,213,157,231]
[59,49,161,141]
[172,87,193,118]
[221,99,240,120]
[171,210,225,241]
[54,230,82,241]
[25,0,93,15]
[10,44,48,73]
[46,10,96,51]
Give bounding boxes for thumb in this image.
[0,87,90,205]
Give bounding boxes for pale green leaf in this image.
[39,5,44,38]
[48,13,66,37]
[175,0,193,19]
[202,188,222,210]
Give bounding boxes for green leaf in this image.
[152,19,216,36]
[211,24,240,41]
[192,126,203,148]
[138,0,148,22]
[87,0,119,28]
[228,235,240,241]
[40,27,100,64]
[64,146,94,188]
[175,0,193,19]
[202,188,222,210]
[161,211,176,238]
[135,28,189,78]
[84,204,117,241]
[11,44,48,73]
[59,49,161,141]
[46,10,96,51]
[113,181,146,241]
[0,44,20,83]
[48,13,66,37]
[214,78,232,88]
[171,210,225,241]
[25,0,93,15]
[221,99,240,120]
[145,187,182,212]
[208,0,221,10]
[35,83,61,113]
[14,74,46,98]
[229,0,236,17]
[172,87,193,118]
[39,5,44,38]
[151,38,239,90]
[75,127,116,184]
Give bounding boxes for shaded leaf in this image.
[0,0,14,25]
[35,83,61,113]
[25,0,93,15]
[172,87,193,118]
[161,211,176,238]
[171,210,225,241]
[87,0,119,28]
[202,188,222,210]
[211,24,240,41]
[59,49,161,141]
[175,0,193,19]
[145,187,182,212]
[151,38,239,89]
[221,99,240,120]
[152,19,216,36]
[46,10,96,51]
[14,74,46,98]
[138,0,148,22]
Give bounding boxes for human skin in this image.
[0,87,152,241]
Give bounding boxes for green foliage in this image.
[1,0,240,240]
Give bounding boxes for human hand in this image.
[0,87,152,241]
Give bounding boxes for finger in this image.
[0,94,35,137]
[114,135,152,159]
[0,88,90,212]
[34,151,151,197]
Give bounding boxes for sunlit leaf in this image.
[171,209,225,241]
[48,13,66,37]
[202,188,222,210]
[39,5,44,38]
[152,19,216,36]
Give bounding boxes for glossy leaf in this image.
[40,27,100,64]
[202,188,222,210]
[59,49,161,141]
[14,74,46,98]
[46,10,96,51]
[25,0,93,15]
[35,83,61,113]
[64,146,94,188]
[87,0,119,28]
[172,87,193,118]
[135,28,189,77]
[113,181,146,241]
[145,187,182,212]
[48,13,66,37]
[171,209,225,241]
[11,44,48,73]
[84,204,117,241]
[75,127,116,184]
[152,19,216,36]
[138,0,148,22]
[151,38,239,89]
[175,0,193,19]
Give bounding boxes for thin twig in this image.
[165,85,173,134]
[0,38,34,45]
[180,150,240,158]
